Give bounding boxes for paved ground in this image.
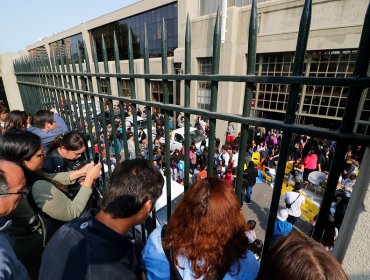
[241,182,312,242]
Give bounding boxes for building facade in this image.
[22,0,369,135]
[0,0,369,277]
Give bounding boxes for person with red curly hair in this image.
[142,177,259,279]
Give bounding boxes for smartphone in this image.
[94,153,100,164]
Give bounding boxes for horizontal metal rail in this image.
[15,73,370,87]
[13,0,370,264]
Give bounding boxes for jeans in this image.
[243,185,254,203]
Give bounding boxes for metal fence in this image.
[13,0,370,260]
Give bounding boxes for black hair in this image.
[247,220,257,230]
[0,128,68,193]
[101,158,164,218]
[0,128,41,164]
[248,161,255,169]
[47,131,86,155]
[249,239,263,259]
[32,110,54,129]
[294,181,303,191]
[4,110,28,130]
[0,104,9,115]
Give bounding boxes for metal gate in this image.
[13,0,370,260]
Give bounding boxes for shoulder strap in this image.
[27,190,40,214]
[291,194,301,205]
[161,225,183,280]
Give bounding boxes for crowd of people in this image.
[0,102,355,279]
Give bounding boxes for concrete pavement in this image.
[241,182,312,242]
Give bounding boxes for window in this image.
[254,49,359,126]
[122,79,131,97]
[229,0,270,8]
[28,46,48,61]
[199,0,271,15]
[91,3,178,61]
[255,53,294,113]
[305,50,356,118]
[49,33,84,64]
[199,0,222,16]
[151,81,174,104]
[99,78,108,94]
[197,58,212,110]
[355,89,370,135]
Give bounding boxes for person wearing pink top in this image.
[303,149,318,181]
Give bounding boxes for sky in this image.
[0,0,139,53]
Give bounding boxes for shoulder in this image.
[0,233,30,280]
[32,180,53,193]
[142,226,170,280]
[143,226,165,259]
[228,250,259,279]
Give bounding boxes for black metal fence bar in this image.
[235,0,257,209]
[184,15,191,191]
[313,3,370,241]
[262,0,312,258]
[13,0,370,262]
[206,11,221,176]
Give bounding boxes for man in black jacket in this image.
[39,159,164,280]
[242,161,259,204]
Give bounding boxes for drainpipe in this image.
[221,0,227,43]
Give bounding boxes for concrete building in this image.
[1,0,367,134]
[0,0,369,277]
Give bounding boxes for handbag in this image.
[38,211,66,247]
[286,194,300,209]
[27,192,66,247]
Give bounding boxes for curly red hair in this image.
[163,177,249,279]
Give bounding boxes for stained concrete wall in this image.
[0,53,25,110]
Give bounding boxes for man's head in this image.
[100,159,164,224]
[32,110,56,130]
[294,181,303,191]
[0,160,26,216]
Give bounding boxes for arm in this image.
[33,180,92,221]
[34,163,101,221]
[52,113,68,135]
[46,163,94,184]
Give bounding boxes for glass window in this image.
[49,33,84,64]
[91,2,178,61]
[122,79,131,97]
[197,58,213,110]
[28,46,48,61]
[254,49,359,127]
[151,81,174,104]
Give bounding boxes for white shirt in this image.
[232,153,239,168]
[222,152,230,167]
[284,191,305,217]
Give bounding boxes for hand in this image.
[69,163,94,181]
[83,162,102,188]
[50,108,58,114]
